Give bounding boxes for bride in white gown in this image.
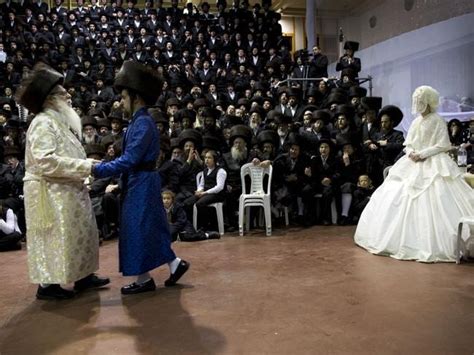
[354,86,474,262]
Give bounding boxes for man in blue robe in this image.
[92,61,190,295]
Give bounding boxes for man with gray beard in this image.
[81,116,100,145]
[16,63,109,300]
[222,125,252,231]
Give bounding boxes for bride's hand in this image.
[409,152,422,162]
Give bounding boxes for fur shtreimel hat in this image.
[16,63,64,114]
[257,129,279,148]
[178,129,203,149]
[229,124,252,146]
[378,105,404,127]
[114,60,163,105]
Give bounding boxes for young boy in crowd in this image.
[162,190,221,242]
[351,175,375,223]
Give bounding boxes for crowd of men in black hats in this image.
[0,0,472,242]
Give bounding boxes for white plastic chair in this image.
[193,202,225,236]
[238,162,273,236]
[456,216,474,264]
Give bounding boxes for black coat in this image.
[374,129,405,168]
[336,56,361,76]
[310,53,329,78]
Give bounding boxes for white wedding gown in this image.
[354,112,474,262]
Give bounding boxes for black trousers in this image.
[183,193,224,230]
[0,231,22,251]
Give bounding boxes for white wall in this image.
[329,13,474,134]
[338,0,474,49]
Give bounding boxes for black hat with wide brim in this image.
[82,115,98,128]
[3,145,21,158]
[306,87,324,100]
[96,117,111,129]
[174,109,197,124]
[16,63,64,114]
[84,143,106,158]
[333,104,355,121]
[317,137,336,151]
[348,85,367,98]
[202,135,221,152]
[344,41,359,51]
[378,105,403,127]
[178,129,203,149]
[311,109,330,124]
[229,124,253,146]
[100,134,117,149]
[361,96,383,112]
[275,113,293,125]
[148,107,168,125]
[170,138,180,150]
[257,129,279,148]
[326,91,348,107]
[287,133,307,150]
[201,107,221,121]
[114,60,163,105]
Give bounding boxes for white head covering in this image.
[411,85,440,114]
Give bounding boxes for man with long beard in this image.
[81,116,100,145]
[222,124,252,231]
[16,63,109,300]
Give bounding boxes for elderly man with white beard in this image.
[16,63,109,300]
[81,115,100,145]
[222,124,252,231]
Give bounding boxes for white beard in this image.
[50,97,83,138]
[83,134,96,144]
[231,146,247,161]
[250,121,259,130]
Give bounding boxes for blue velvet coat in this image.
[94,107,176,275]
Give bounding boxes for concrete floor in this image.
[0,226,473,355]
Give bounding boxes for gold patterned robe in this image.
[24,108,98,284]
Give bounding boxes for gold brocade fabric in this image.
[24,109,99,284]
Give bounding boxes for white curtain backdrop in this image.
[328,13,474,135]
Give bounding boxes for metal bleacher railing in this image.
[278,76,373,99]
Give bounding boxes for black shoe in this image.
[338,216,348,226]
[36,284,75,300]
[121,278,156,295]
[207,231,221,240]
[164,260,190,287]
[74,274,110,292]
[322,219,331,226]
